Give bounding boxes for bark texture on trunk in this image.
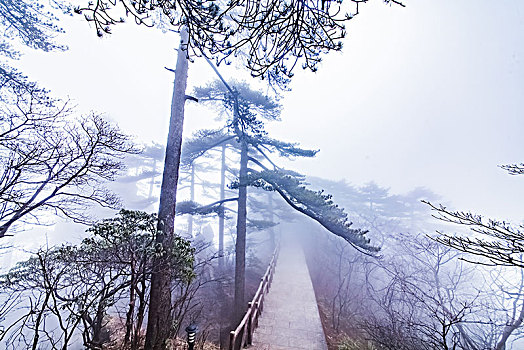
[145,28,189,350]
[233,139,248,325]
[218,144,226,269]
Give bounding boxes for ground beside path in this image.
[250,234,328,350]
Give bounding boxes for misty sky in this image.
[14,0,524,223]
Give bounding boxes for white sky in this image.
[14,0,524,223]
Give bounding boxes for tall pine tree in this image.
[184,79,379,325]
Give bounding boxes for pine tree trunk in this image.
[233,139,248,325]
[218,144,226,269]
[124,270,136,346]
[133,274,147,350]
[145,28,189,350]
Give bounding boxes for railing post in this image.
[256,301,260,341]
[259,299,263,316]
[229,331,235,350]
[240,323,246,349]
[247,301,253,345]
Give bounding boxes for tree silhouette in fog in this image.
[182,78,378,325]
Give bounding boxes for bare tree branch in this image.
[0,76,138,238]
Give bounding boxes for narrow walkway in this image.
[251,234,328,350]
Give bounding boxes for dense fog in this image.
[1,0,523,349]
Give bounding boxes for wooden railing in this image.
[228,244,280,350]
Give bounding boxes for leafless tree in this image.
[359,236,479,350]
[304,175,524,349]
[420,162,524,348]
[425,201,524,269]
[466,264,524,350]
[424,162,524,268]
[312,234,365,333]
[0,73,137,238]
[0,248,85,350]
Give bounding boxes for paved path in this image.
[251,234,328,350]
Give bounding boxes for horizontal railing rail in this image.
[229,244,280,350]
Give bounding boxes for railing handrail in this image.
[229,243,280,350]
